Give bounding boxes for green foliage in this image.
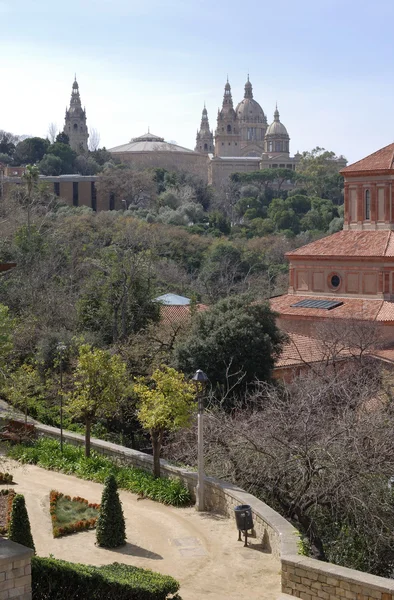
[38,154,63,175]
[55,132,70,145]
[96,474,126,548]
[13,137,49,165]
[0,303,13,380]
[67,344,129,456]
[31,556,179,600]
[47,142,77,174]
[173,295,285,399]
[8,438,191,506]
[8,494,35,552]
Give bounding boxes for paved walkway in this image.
[2,458,280,600]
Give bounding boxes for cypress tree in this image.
[96,474,126,548]
[8,494,35,553]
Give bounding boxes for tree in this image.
[134,365,196,477]
[166,357,394,576]
[74,155,100,176]
[13,137,49,165]
[89,128,101,152]
[8,494,35,553]
[67,345,129,457]
[47,123,58,144]
[47,142,76,173]
[0,304,13,382]
[173,295,285,400]
[297,147,346,202]
[96,165,157,210]
[96,474,126,547]
[22,164,40,242]
[55,132,70,145]
[38,154,63,176]
[0,130,19,157]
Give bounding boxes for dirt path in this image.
[2,458,280,600]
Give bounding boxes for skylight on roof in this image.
[291,299,344,310]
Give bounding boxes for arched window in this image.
[204,143,208,151]
[268,141,273,152]
[365,189,371,220]
[227,124,232,133]
[73,123,78,130]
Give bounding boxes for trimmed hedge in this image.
[96,474,126,548]
[8,438,191,507]
[9,494,35,552]
[31,557,180,600]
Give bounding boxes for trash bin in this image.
[234,504,254,531]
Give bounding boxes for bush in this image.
[96,474,126,548]
[0,473,13,484]
[8,494,35,552]
[8,438,191,507]
[0,489,15,535]
[31,556,180,600]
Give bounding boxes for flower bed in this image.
[50,490,100,538]
[0,489,15,535]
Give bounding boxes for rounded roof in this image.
[236,97,266,123]
[266,108,289,137]
[109,132,195,154]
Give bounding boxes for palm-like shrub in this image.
[96,474,126,548]
[8,494,35,553]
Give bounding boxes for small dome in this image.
[266,107,289,137]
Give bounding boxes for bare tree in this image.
[47,122,58,144]
[89,128,101,151]
[165,357,394,576]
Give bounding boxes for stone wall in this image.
[0,539,33,600]
[33,423,394,600]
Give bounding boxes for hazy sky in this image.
[1,0,394,163]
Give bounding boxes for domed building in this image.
[235,76,268,156]
[264,105,290,155]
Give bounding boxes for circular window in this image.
[330,274,341,288]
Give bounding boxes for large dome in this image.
[235,76,266,123]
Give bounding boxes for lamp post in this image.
[56,342,66,452]
[192,369,208,511]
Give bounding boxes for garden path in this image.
[2,458,280,600]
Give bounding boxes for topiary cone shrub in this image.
[96,474,126,548]
[8,494,35,553]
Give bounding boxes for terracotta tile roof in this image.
[341,143,394,174]
[286,230,394,259]
[271,294,387,322]
[370,348,394,363]
[160,303,208,325]
[275,333,353,368]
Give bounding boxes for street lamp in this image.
[192,369,209,511]
[56,342,66,452]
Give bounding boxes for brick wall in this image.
[0,539,33,600]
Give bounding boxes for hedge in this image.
[31,557,180,600]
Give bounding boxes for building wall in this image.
[289,258,394,300]
[344,176,394,231]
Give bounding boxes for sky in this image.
[1,0,394,163]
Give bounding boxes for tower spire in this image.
[64,77,89,153]
[244,74,253,99]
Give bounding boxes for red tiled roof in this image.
[286,230,394,259]
[275,334,338,368]
[370,349,394,363]
[271,294,389,322]
[160,303,208,325]
[341,143,394,174]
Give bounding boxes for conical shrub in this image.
[8,494,35,553]
[96,474,126,548]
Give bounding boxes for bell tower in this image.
[214,79,241,157]
[195,104,214,153]
[64,77,89,153]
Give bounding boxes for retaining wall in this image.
[34,423,394,599]
[0,539,32,600]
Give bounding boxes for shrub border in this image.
[0,488,15,535]
[50,490,100,538]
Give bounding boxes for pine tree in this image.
[96,474,126,548]
[8,494,35,553]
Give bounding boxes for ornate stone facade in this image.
[64,78,89,153]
